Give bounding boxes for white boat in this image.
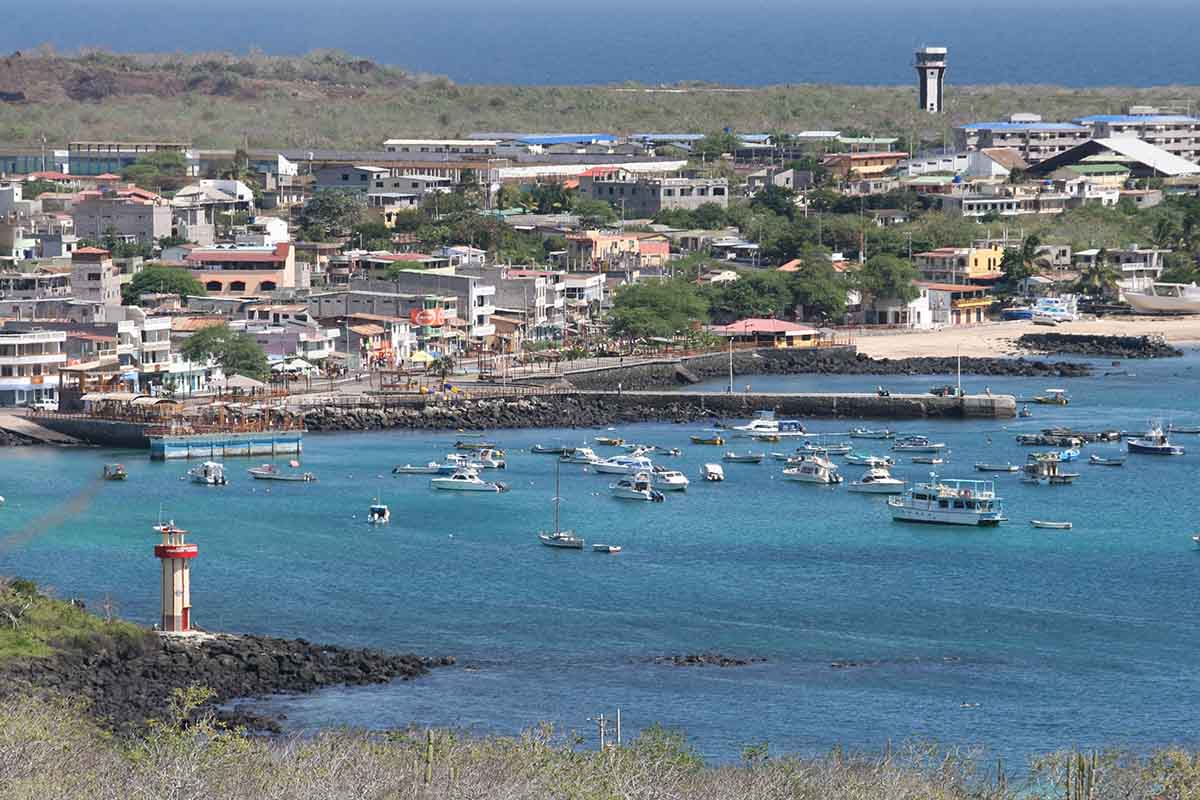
[844,451,895,467]
[732,411,807,437]
[1088,454,1126,466]
[561,447,602,464]
[1033,295,1079,322]
[723,451,764,464]
[801,441,852,455]
[430,468,507,492]
[592,544,622,554]
[247,464,315,481]
[888,478,1004,526]
[847,467,906,494]
[892,436,946,453]
[473,448,507,469]
[1031,312,1059,326]
[1168,424,1200,434]
[538,460,584,549]
[783,454,843,485]
[1127,422,1185,455]
[652,469,690,491]
[1124,282,1200,315]
[975,462,1019,473]
[592,455,656,475]
[911,455,944,465]
[368,501,390,525]
[1031,520,1072,530]
[442,453,486,471]
[702,463,725,481]
[187,461,227,485]
[393,462,443,475]
[610,471,665,502]
[849,427,894,439]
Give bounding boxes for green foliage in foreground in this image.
[0,578,152,663]
[3,692,1200,799]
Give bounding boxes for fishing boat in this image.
[473,448,507,469]
[1127,422,1185,455]
[723,451,764,464]
[844,451,895,467]
[187,461,227,486]
[732,410,807,438]
[561,447,602,464]
[690,434,726,446]
[247,464,316,482]
[592,455,655,475]
[847,467,906,494]
[702,463,725,481]
[1032,389,1069,405]
[538,461,584,549]
[531,444,568,454]
[1123,281,1200,315]
[368,500,390,525]
[887,478,1004,526]
[1021,454,1079,485]
[911,455,944,465]
[848,427,895,440]
[430,468,508,492]
[751,433,782,443]
[975,463,1020,473]
[1088,454,1126,466]
[594,436,625,447]
[651,469,690,491]
[1031,520,1072,530]
[102,463,128,481]
[892,436,946,453]
[592,544,622,554]
[1168,423,1200,434]
[454,440,498,451]
[783,454,843,485]
[610,472,665,502]
[800,441,852,456]
[441,453,485,472]
[392,462,443,475]
[1019,405,1033,418]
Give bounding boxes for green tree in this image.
[180,324,269,380]
[298,189,365,240]
[692,131,741,161]
[857,254,920,303]
[750,184,796,221]
[120,150,188,188]
[1073,259,1122,299]
[703,271,795,323]
[350,221,393,250]
[121,266,205,305]
[792,259,848,321]
[1161,251,1200,284]
[573,197,618,227]
[608,280,708,339]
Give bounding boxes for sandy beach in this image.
[853,316,1200,359]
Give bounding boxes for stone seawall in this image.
[1017,332,1184,358]
[33,416,151,448]
[303,391,1013,433]
[562,347,1089,391]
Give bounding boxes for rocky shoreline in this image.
[649,653,768,668]
[1,629,453,734]
[1016,332,1183,359]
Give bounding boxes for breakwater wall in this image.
[32,416,151,448]
[561,347,1088,391]
[302,390,1014,433]
[1016,332,1184,358]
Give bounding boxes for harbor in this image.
[2,357,1200,763]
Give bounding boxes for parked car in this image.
[29,399,58,412]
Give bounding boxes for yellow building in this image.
[913,246,1005,285]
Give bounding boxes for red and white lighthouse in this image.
[153,522,198,632]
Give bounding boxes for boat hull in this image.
[847,481,905,494]
[889,506,1003,526]
[1125,290,1200,315]
[1128,440,1185,455]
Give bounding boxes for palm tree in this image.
[1074,259,1121,300]
[429,355,457,386]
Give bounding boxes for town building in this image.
[383,139,499,156]
[955,115,1092,164]
[171,179,256,245]
[914,246,1005,285]
[563,230,670,271]
[921,282,994,326]
[67,141,197,177]
[938,186,1074,219]
[821,152,909,180]
[71,185,172,244]
[1027,137,1200,178]
[746,167,814,193]
[0,326,67,406]
[577,168,729,217]
[339,273,494,346]
[709,318,826,348]
[0,263,72,299]
[70,247,122,305]
[1073,108,1200,162]
[459,265,565,340]
[184,242,304,295]
[1073,245,1169,297]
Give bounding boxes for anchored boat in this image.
[610,471,665,502]
[248,464,315,482]
[847,467,906,494]
[539,461,584,549]
[187,461,227,486]
[1127,422,1185,455]
[888,478,1004,526]
[783,454,843,485]
[430,468,508,492]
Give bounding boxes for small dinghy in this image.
[248,464,316,482]
[975,463,1019,473]
[1031,520,1072,530]
[592,544,622,554]
[393,462,442,475]
[911,455,944,465]
[690,435,725,446]
[1088,454,1126,466]
[702,463,725,481]
[723,451,764,464]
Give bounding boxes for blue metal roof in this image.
[1073,114,1200,124]
[518,134,618,145]
[960,121,1088,131]
[630,133,706,142]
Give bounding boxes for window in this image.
[205,281,222,291]
[341,174,349,181]
[259,281,277,291]
[229,281,246,292]
[712,187,726,196]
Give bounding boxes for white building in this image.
[70,248,122,305]
[0,328,66,406]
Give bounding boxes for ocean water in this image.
[2,353,1200,764]
[4,0,1200,87]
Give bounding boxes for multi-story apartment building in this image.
[67,141,197,177]
[70,247,123,305]
[71,186,173,244]
[352,273,494,344]
[459,266,565,340]
[956,114,1091,164]
[0,264,72,299]
[0,327,66,406]
[914,246,1005,285]
[184,242,304,295]
[1073,107,1200,162]
[308,290,459,355]
[1073,245,1170,297]
[577,168,729,217]
[821,151,909,179]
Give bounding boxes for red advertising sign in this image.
[410,308,446,327]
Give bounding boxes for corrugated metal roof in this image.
[960,121,1088,132]
[1074,114,1200,124]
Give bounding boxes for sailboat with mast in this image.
[539,460,584,549]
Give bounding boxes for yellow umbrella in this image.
[409,351,434,364]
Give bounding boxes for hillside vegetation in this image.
[2,49,1200,149]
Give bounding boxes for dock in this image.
[0,413,82,445]
[149,429,304,460]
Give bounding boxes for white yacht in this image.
[610,471,665,502]
[887,478,1004,526]
[849,428,894,439]
[845,451,895,467]
[783,454,843,485]
[561,447,602,464]
[430,468,507,492]
[702,463,725,481]
[652,469,690,491]
[473,448,507,469]
[800,441,852,456]
[1124,282,1200,315]
[592,455,656,475]
[892,435,946,453]
[187,461,227,485]
[847,467,906,494]
[732,411,807,437]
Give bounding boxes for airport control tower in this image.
[915,47,947,113]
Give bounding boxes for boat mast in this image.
[554,458,561,534]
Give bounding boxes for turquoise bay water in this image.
[2,353,1200,763]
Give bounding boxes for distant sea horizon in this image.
[6,0,1200,89]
